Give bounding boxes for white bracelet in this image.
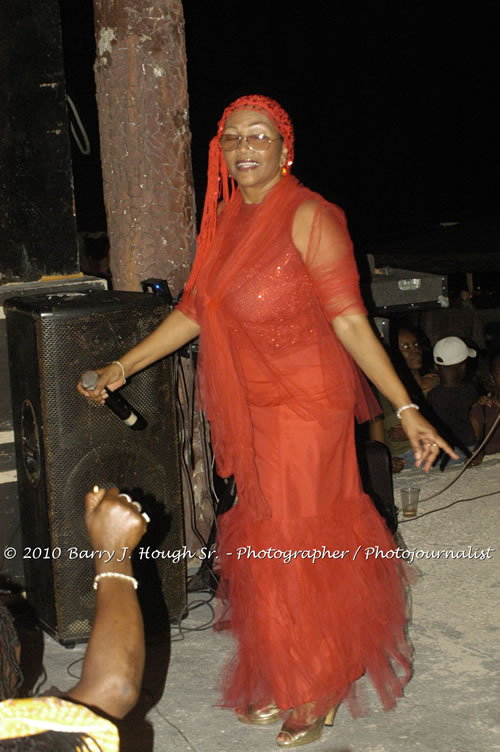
[93,572,138,590]
[112,360,126,384]
[396,403,420,420]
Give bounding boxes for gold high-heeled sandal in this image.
[276,706,336,747]
[236,703,284,725]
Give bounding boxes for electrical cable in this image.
[151,703,200,752]
[66,656,84,680]
[177,353,193,460]
[188,409,236,594]
[66,94,91,155]
[175,352,207,550]
[418,413,500,503]
[175,338,234,596]
[62,594,216,693]
[170,596,216,642]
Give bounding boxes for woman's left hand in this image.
[400,408,458,472]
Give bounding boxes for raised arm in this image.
[78,308,200,403]
[66,487,147,718]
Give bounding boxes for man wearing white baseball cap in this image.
[427,336,479,461]
[433,336,477,366]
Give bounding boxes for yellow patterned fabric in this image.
[0,697,119,751]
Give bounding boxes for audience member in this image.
[455,290,476,310]
[397,327,439,395]
[426,336,479,460]
[469,351,500,465]
[0,604,22,702]
[370,325,438,471]
[0,487,148,751]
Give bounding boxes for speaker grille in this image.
[6,291,186,644]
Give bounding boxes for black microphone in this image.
[81,371,147,431]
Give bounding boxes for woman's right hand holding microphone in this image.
[77,361,126,404]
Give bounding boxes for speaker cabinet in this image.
[357,440,398,534]
[4,290,186,644]
[0,277,108,588]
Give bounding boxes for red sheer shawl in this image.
[178,175,379,517]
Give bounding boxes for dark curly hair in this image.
[0,731,100,751]
[0,602,23,700]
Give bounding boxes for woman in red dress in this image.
[79,95,456,747]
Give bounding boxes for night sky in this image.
[62,1,500,262]
[184,1,499,246]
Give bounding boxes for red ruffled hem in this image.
[213,493,413,722]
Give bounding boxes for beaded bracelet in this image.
[93,572,138,590]
[112,360,126,384]
[396,403,420,420]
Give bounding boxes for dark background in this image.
[61,1,500,278]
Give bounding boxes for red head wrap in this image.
[195,95,295,267]
[217,95,294,166]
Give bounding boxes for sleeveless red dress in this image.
[177,176,412,721]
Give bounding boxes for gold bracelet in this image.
[112,360,126,384]
[93,572,138,590]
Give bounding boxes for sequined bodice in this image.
[205,203,321,357]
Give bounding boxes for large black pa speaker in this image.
[4,290,186,645]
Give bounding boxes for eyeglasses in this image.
[220,133,281,152]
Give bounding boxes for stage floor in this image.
[14,454,500,752]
